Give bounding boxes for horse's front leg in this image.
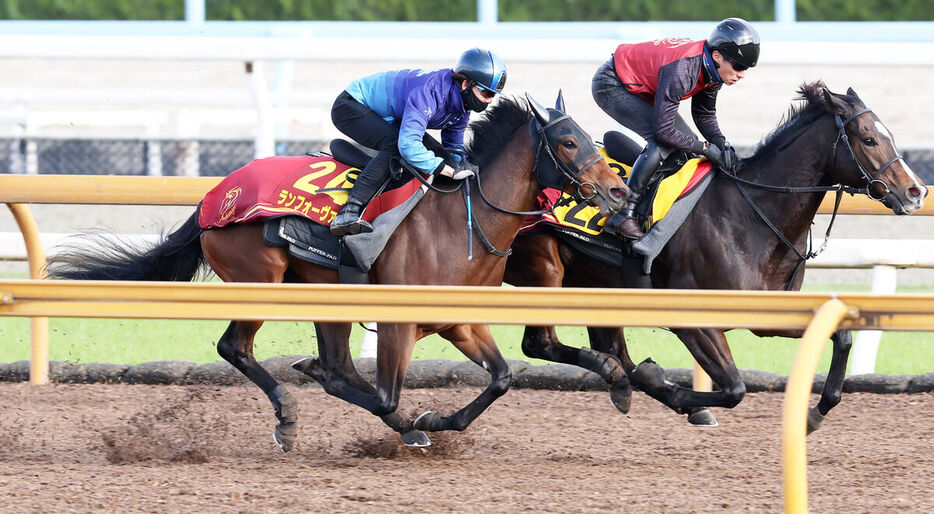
[520,325,632,414]
[217,320,299,452]
[808,330,853,434]
[293,321,430,447]
[414,323,511,432]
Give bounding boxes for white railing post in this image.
[775,0,797,24]
[478,0,498,25]
[247,61,276,159]
[850,265,897,374]
[360,322,378,358]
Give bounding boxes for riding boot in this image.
[330,156,386,237]
[330,197,373,236]
[607,142,663,240]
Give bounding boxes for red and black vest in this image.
[613,38,712,104]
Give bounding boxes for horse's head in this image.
[527,91,628,215]
[815,84,927,214]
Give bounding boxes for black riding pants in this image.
[591,57,697,158]
[330,91,398,203]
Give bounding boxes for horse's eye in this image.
[862,137,878,146]
[562,140,577,149]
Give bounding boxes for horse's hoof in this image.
[401,429,431,448]
[630,359,667,390]
[687,408,719,427]
[291,357,326,382]
[413,411,443,432]
[274,422,298,452]
[609,383,632,414]
[806,405,825,435]
[291,357,311,371]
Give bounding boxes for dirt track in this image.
[1,383,931,512]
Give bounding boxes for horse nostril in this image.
[611,188,626,199]
[908,186,926,199]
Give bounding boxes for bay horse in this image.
[47,94,628,450]
[504,82,927,431]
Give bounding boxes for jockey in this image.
[592,17,760,240]
[329,48,508,236]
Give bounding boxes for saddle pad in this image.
[521,150,713,236]
[199,154,426,230]
[263,215,340,269]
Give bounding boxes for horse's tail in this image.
[46,210,206,282]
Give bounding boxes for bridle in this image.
[399,110,611,258]
[831,108,903,201]
[528,112,607,205]
[722,107,903,290]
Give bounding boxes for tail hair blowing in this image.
[46,210,206,282]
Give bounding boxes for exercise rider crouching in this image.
[592,17,760,240]
[328,48,508,236]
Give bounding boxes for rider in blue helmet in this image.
[329,48,507,236]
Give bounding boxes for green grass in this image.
[0,275,931,375]
[0,316,931,375]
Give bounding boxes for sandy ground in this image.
[0,383,931,512]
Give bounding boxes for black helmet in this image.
[454,48,507,94]
[707,17,760,69]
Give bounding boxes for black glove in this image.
[721,143,738,172]
[702,142,733,171]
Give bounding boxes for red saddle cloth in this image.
[199,155,424,229]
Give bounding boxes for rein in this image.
[725,107,897,290]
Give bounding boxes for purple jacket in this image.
[345,68,469,173]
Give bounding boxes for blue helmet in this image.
[454,48,507,94]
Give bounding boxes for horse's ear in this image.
[821,87,849,115]
[846,87,864,104]
[555,89,566,113]
[526,93,551,125]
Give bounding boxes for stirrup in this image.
[330,217,373,237]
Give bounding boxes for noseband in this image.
[832,108,903,201]
[529,112,606,202]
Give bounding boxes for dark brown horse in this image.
[47,94,628,450]
[504,82,927,431]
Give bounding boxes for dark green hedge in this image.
[2,0,931,22]
[498,0,774,22]
[0,0,183,20]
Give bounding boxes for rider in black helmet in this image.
[592,17,760,240]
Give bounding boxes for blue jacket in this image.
[345,68,469,173]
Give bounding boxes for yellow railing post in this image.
[7,203,49,385]
[781,298,851,514]
[692,361,712,391]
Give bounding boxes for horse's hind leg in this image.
[202,226,298,451]
[627,328,745,422]
[217,320,299,452]
[291,322,430,447]
[590,326,718,425]
[519,325,632,414]
[807,330,853,434]
[414,324,511,433]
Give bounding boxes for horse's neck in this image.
[380,123,539,284]
[728,116,838,240]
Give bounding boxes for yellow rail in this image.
[3,280,934,330]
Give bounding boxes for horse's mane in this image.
[464,95,532,167]
[747,80,855,164]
